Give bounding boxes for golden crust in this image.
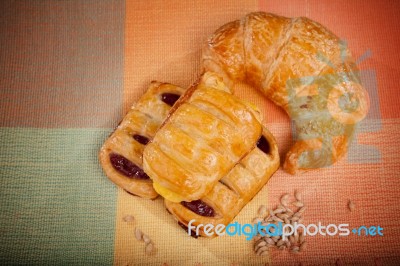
[165,127,280,237]
[99,82,185,199]
[143,72,263,202]
[202,12,370,174]
[100,74,279,236]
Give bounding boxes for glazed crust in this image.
[202,12,370,174]
[143,72,263,202]
[165,127,280,237]
[99,82,185,199]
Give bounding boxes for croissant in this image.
[99,82,185,199]
[202,12,369,174]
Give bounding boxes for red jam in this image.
[161,93,180,106]
[109,153,149,179]
[133,134,150,145]
[256,135,270,154]
[181,200,215,217]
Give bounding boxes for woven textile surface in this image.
[1,0,400,265]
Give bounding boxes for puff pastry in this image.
[202,12,369,174]
[99,82,185,199]
[143,72,263,202]
[165,126,279,237]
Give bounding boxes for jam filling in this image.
[181,200,215,217]
[178,221,199,238]
[161,93,180,107]
[133,134,150,145]
[256,135,270,155]
[109,153,150,179]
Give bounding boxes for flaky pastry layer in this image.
[165,127,280,237]
[143,72,263,202]
[99,82,185,199]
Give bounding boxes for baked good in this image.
[143,72,264,202]
[101,74,279,236]
[202,12,370,174]
[99,82,185,199]
[165,126,279,237]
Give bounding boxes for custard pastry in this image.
[99,82,185,199]
[143,72,263,202]
[165,126,279,237]
[202,12,369,174]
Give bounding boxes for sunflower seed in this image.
[292,201,304,207]
[256,246,268,255]
[297,206,307,214]
[145,242,155,255]
[294,232,299,243]
[265,237,275,245]
[295,190,302,201]
[274,208,285,214]
[260,250,269,256]
[253,235,262,242]
[277,213,289,219]
[285,206,294,214]
[135,228,143,241]
[278,245,286,250]
[258,205,268,216]
[272,216,284,223]
[291,246,300,253]
[291,216,300,222]
[261,221,269,227]
[272,236,279,242]
[253,217,264,224]
[289,235,295,244]
[284,217,290,224]
[285,240,291,248]
[285,227,292,233]
[123,215,135,223]
[255,239,267,248]
[280,194,289,206]
[264,215,273,222]
[276,239,285,247]
[142,234,151,244]
[348,200,355,211]
[299,241,307,251]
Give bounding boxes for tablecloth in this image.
[1,0,400,265]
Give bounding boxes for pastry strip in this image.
[143,72,263,202]
[165,126,279,237]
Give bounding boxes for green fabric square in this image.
[0,128,116,265]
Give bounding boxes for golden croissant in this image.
[202,12,369,174]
